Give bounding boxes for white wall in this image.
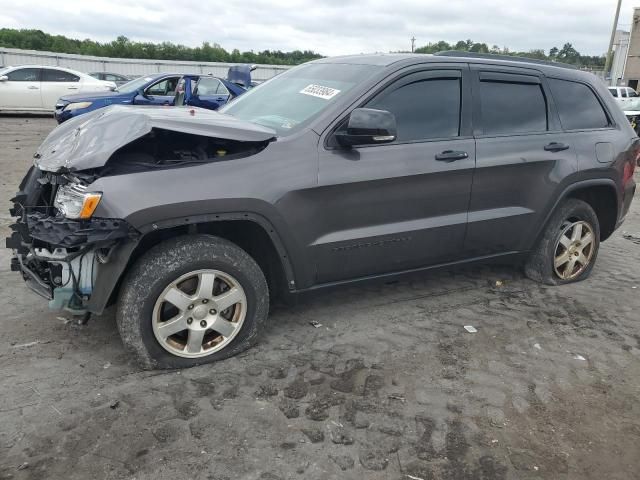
[0,47,292,81]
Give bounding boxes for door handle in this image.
[67,86,79,90]
[28,86,39,90]
[544,142,570,152]
[435,150,468,162]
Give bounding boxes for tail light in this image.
[623,147,639,184]
[623,162,636,184]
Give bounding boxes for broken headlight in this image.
[54,183,102,219]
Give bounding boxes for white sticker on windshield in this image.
[299,84,341,100]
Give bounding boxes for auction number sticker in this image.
[299,84,341,100]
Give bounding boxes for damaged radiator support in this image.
[24,212,132,247]
[35,247,97,312]
[7,169,139,315]
[8,219,136,313]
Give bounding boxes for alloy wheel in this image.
[553,220,595,281]
[152,269,247,358]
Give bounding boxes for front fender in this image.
[136,209,299,287]
[86,209,305,315]
[87,238,139,314]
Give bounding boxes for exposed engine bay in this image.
[32,104,277,172]
[96,129,270,177]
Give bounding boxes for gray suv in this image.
[7,53,638,368]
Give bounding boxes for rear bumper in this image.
[618,177,637,229]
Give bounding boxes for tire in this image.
[524,198,600,286]
[116,234,269,369]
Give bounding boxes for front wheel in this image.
[524,199,600,285]
[116,235,269,369]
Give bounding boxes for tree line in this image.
[0,29,323,65]
[0,29,604,69]
[414,40,605,69]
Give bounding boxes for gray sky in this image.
[0,0,637,56]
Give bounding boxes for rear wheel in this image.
[116,235,268,369]
[525,199,600,285]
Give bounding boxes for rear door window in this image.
[216,81,229,95]
[42,69,79,82]
[195,77,224,96]
[478,75,547,135]
[548,78,610,130]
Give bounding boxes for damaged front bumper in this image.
[6,167,139,314]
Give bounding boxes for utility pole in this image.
[604,0,623,82]
[411,36,416,53]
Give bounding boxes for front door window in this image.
[147,78,179,96]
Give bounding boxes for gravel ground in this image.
[0,117,639,480]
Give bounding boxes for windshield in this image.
[220,63,381,135]
[116,76,156,94]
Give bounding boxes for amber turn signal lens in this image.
[79,193,102,219]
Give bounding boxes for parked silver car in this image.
[89,72,132,87]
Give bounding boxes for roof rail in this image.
[434,51,579,70]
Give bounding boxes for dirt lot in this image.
[0,116,639,480]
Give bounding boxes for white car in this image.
[608,86,640,134]
[0,65,116,113]
[608,86,640,114]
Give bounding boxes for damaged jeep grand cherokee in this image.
[7,53,638,369]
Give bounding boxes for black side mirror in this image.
[335,108,397,147]
[137,88,149,98]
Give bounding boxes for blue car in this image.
[54,67,251,123]
[174,75,249,110]
[174,65,256,110]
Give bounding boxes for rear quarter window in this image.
[548,78,610,130]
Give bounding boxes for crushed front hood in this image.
[35,105,277,172]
